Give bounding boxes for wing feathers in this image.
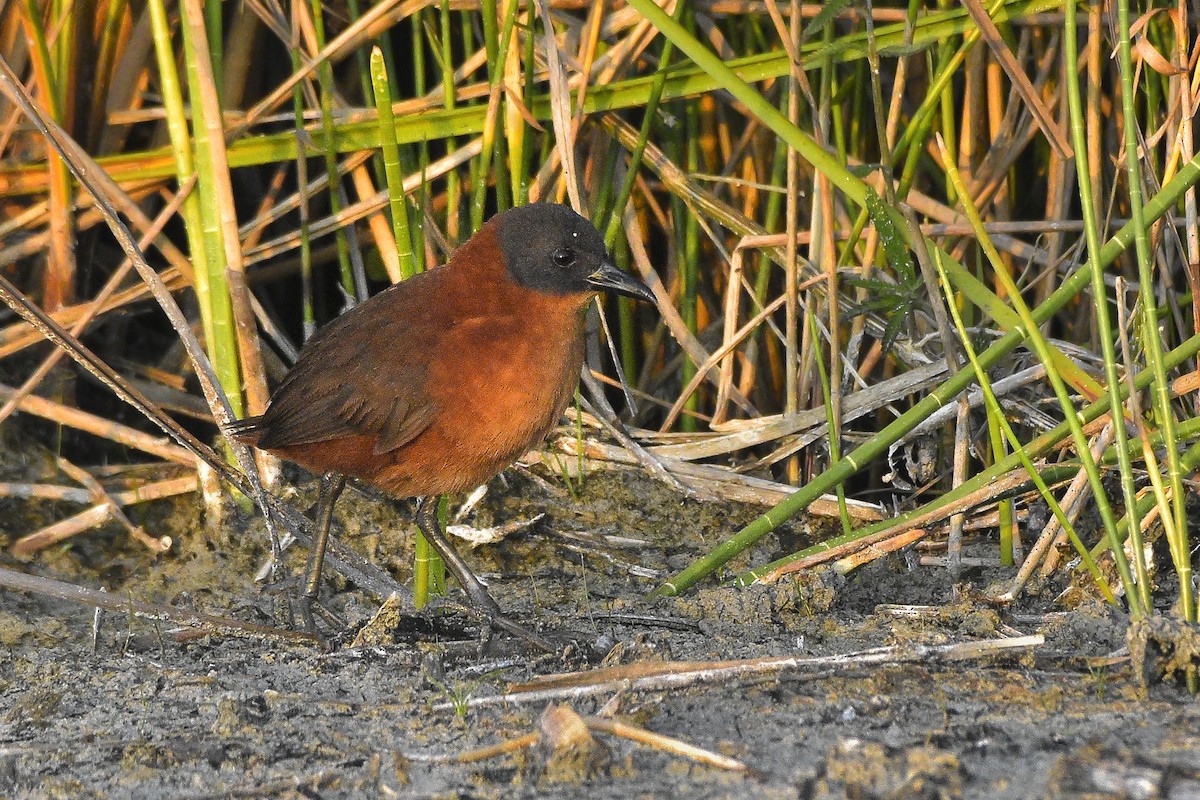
[242,274,445,451]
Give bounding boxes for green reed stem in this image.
[656,146,1200,596]
[1116,0,1191,621]
[308,0,356,299]
[1063,0,1152,616]
[172,0,243,416]
[370,48,419,280]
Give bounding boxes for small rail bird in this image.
[228,203,655,636]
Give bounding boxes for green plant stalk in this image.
[93,0,128,137]
[1143,30,1163,178]
[828,22,848,165]
[470,0,520,229]
[591,139,618,233]
[599,66,1090,429]
[413,530,432,608]
[996,446,1015,564]
[616,242,637,383]
[370,49,440,597]
[438,0,462,242]
[939,253,1101,398]
[346,0,381,155]
[148,0,209,345]
[21,0,75,316]
[849,56,865,159]
[586,119,633,375]
[173,0,244,417]
[928,221,1109,597]
[1063,0,1154,616]
[345,0,372,99]
[435,496,450,593]
[50,0,71,116]
[758,137,790,307]
[461,6,479,235]
[986,384,1014,564]
[573,390,586,493]
[739,329,1200,587]
[655,147,1200,597]
[1100,415,1200,467]
[936,0,959,204]
[1116,0,1192,621]
[631,0,1091,373]
[1095,422,1200,560]
[502,1,525,208]
[410,9,430,263]
[308,0,356,298]
[679,100,700,434]
[287,32,316,340]
[413,505,445,607]
[914,40,1001,566]
[472,0,500,228]
[741,139,790,405]
[626,0,868,213]
[516,16,538,206]
[835,2,982,272]
[601,2,682,249]
[934,146,1143,611]
[480,0,500,71]
[412,135,430,272]
[204,0,222,94]
[370,48,419,280]
[809,313,851,535]
[489,28,514,214]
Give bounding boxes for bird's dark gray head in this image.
[494,204,654,303]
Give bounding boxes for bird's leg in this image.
[415,495,501,615]
[300,471,346,634]
[413,497,561,653]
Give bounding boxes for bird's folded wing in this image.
[248,282,443,451]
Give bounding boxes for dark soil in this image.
[2,463,1199,799]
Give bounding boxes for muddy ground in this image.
[2,458,1199,799]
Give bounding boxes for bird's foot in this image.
[292,592,347,650]
[473,607,558,654]
[296,594,319,639]
[475,618,494,659]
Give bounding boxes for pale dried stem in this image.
[0,178,193,426]
[54,458,173,553]
[442,635,1043,711]
[0,381,195,463]
[10,474,197,555]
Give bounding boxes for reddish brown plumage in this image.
[232,223,590,497]
[227,204,653,630]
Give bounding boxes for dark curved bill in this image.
[587,259,656,304]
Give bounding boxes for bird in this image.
[226,203,655,637]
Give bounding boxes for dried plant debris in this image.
[1128,617,1200,697]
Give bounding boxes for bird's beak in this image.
[587,259,656,304]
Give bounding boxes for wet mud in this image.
[2,465,1199,799]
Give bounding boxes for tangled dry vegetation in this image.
[0,0,1197,686]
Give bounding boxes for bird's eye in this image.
[551,248,576,268]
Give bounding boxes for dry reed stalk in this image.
[0,178,193,425]
[10,473,197,556]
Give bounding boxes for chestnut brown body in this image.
[235,225,589,497]
[228,203,654,634]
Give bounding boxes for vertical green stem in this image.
[1115,0,1190,620]
[308,0,357,299]
[370,48,419,280]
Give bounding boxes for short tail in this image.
[223,416,265,446]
